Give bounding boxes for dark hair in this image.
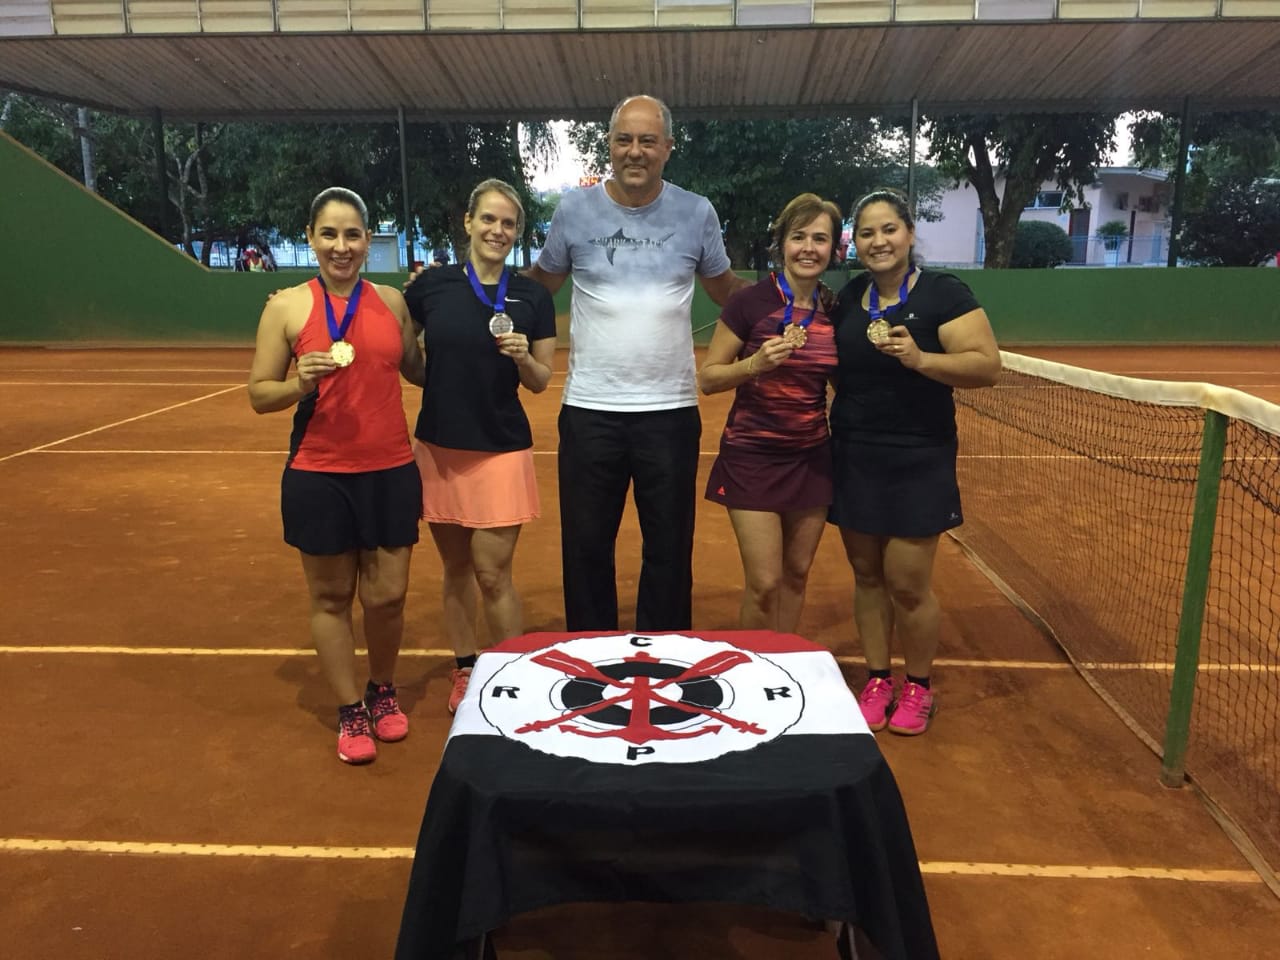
[768,193,843,270]
[308,187,369,230]
[852,188,915,232]
[852,188,917,267]
[467,178,526,235]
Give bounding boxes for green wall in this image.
[3,131,1278,345]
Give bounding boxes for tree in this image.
[1130,111,1280,183]
[569,117,944,269]
[1130,111,1280,265]
[5,96,554,268]
[924,113,1117,269]
[1177,177,1280,267]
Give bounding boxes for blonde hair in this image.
[467,178,525,234]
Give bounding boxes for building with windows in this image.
[915,167,1172,268]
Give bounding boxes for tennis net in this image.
[954,351,1280,885]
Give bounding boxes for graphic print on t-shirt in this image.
[589,227,676,264]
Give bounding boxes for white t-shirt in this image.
[535,181,732,411]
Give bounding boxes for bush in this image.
[1097,219,1129,240]
[1010,220,1074,268]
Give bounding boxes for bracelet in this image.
[746,354,758,379]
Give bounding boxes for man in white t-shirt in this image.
[528,94,748,632]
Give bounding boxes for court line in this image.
[0,385,245,464]
[918,861,1262,883]
[2,646,1273,673]
[23,449,1278,463]
[0,368,252,374]
[0,837,1259,883]
[0,381,244,387]
[34,449,290,455]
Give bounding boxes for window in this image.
[1025,191,1065,210]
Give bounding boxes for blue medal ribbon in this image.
[773,271,819,336]
[317,274,363,343]
[465,263,510,316]
[868,265,916,322]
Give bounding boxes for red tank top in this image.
[288,278,413,473]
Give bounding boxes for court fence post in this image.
[1160,408,1227,787]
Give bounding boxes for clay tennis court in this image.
[2,343,1278,959]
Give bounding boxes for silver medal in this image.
[489,312,514,337]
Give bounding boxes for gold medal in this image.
[330,340,355,367]
[866,320,891,345]
[782,324,808,348]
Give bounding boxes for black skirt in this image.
[281,462,422,555]
[828,435,962,537]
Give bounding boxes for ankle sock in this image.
[456,654,477,670]
[906,675,931,689]
[868,668,891,681]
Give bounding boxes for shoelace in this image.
[340,707,373,737]
[366,685,399,720]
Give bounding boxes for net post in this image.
[1160,409,1227,788]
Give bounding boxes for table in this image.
[394,631,939,960]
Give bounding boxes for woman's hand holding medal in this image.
[875,326,921,369]
[496,331,532,365]
[749,334,794,379]
[296,350,338,393]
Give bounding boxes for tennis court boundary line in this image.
[2,646,1274,674]
[0,385,244,463]
[0,837,1260,883]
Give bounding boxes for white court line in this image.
[0,385,244,464]
[35,449,289,455]
[0,837,1260,883]
[0,646,1071,669]
[0,381,243,387]
[3,646,1274,673]
[0,368,250,374]
[24,450,1280,463]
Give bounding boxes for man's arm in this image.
[523,262,569,296]
[374,285,425,387]
[698,268,752,308]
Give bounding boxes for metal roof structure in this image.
[2,2,1280,121]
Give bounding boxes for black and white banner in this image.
[449,631,872,765]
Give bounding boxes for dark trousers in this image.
[557,404,701,632]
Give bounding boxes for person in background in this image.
[525,93,749,633]
[698,193,841,632]
[829,188,1000,736]
[404,179,557,713]
[248,186,425,765]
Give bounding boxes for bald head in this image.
[609,95,673,139]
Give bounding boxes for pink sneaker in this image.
[337,703,376,764]
[858,676,895,732]
[448,667,472,714]
[888,682,936,736]
[365,682,409,742]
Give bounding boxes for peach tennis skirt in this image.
[412,439,540,528]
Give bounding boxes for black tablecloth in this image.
[395,730,938,959]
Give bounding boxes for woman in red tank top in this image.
[248,187,426,765]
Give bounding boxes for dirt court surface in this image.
[2,343,1278,959]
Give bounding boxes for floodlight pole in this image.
[907,97,919,216]
[151,107,171,241]
[1166,96,1194,268]
[398,105,413,271]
